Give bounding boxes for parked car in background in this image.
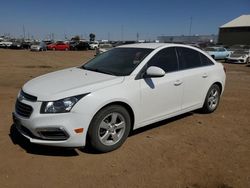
[205,47,231,60]
[21,41,32,49]
[227,44,246,54]
[89,41,99,49]
[96,43,113,55]
[0,41,13,48]
[70,41,90,51]
[9,42,23,49]
[13,43,226,152]
[30,42,47,51]
[43,40,54,46]
[47,41,70,51]
[226,49,250,64]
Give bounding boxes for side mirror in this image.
[145,66,165,78]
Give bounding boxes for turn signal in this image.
[74,128,84,133]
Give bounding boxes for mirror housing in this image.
[145,66,165,78]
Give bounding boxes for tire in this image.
[201,84,221,113]
[87,105,131,153]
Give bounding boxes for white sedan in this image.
[226,49,250,64]
[13,43,226,152]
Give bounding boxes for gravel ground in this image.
[0,49,249,188]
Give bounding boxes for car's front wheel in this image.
[246,57,249,64]
[87,105,131,152]
[202,84,221,113]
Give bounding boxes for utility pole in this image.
[136,32,139,42]
[121,25,124,42]
[23,25,26,40]
[189,16,193,36]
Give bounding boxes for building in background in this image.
[218,15,250,45]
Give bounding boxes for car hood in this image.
[22,67,124,101]
[229,54,246,58]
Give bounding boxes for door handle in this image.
[202,73,208,78]
[174,80,183,86]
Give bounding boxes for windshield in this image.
[82,48,153,76]
[33,42,40,45]
[205,47,216,51]
[233,50,247,55]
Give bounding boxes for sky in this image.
[0,0,249,41]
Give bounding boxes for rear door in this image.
[176,47,210,110]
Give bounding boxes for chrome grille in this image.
[15,100,33,118]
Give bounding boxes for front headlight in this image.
[40,94,89,113]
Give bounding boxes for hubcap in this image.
[208,88,219,110]
[98,112,126,146]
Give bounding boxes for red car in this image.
[47,41,70,51]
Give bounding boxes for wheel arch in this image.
[100,101,134,132]
[88,101,135,134]
[202,81,223,106]
[213,82,222,94]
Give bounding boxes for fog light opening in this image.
[36,127,69,140]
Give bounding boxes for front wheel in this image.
[87,105,131,153]
[201,84,221,113]
[246,57,249,64]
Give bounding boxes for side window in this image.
[200,53,214,66]
[147,47,178,73]
[218,48,225,52]
[176,47,201,70]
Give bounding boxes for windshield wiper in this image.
[82,66,115,76]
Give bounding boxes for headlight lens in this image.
[40,94,89,113]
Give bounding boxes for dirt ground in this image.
[0,49,249,188]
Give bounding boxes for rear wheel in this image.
[202,84,221,113]
[87,105,131,153]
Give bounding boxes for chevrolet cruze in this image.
[13,43,226,152]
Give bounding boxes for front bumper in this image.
[226,58,246,64]
[13,99,90,147]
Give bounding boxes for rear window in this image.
[200,53,214,66]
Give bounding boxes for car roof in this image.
[116,43,179,49]
[207,46,224,49]
[116,43,202,50]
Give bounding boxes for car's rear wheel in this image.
[87,105,131,153]
[202,84,221,113]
